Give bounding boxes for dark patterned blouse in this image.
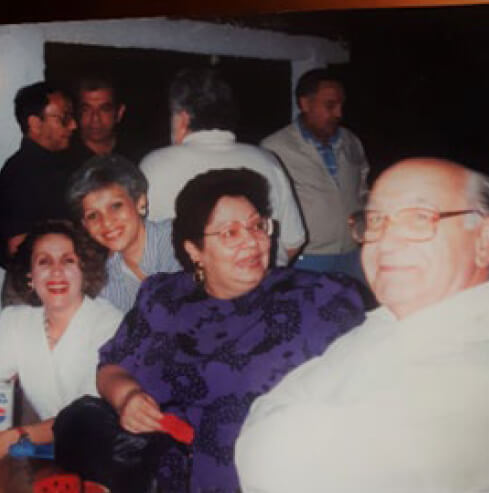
[99,268,364,493]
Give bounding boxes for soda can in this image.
[0,380,14,431]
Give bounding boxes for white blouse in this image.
[0,296,122,420]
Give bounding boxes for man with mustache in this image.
[262,68,369,281]
[236,158,489,492]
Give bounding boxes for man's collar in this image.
[296,115,340,147]
[371,280,489,326]
[182,129,236,145]
[22,136,56,154]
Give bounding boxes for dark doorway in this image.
[44,42,291,163]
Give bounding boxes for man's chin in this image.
[84,131,112,143]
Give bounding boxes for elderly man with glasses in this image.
[236,157,489,493]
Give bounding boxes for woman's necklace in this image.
[43,311,60,348]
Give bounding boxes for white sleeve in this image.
[140,150,176,222]
[236,357,327,493]
[269,161,306,250]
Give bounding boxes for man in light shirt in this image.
[262,68,369,278]
[140,68,305,266]
[236,157,489,493]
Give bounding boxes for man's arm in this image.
[260,147,306,266]
[286,247,301,263]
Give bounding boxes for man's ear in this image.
[183,240,201,265]
[116,104,126,123]
[298,95,310,114]
[475,217,489,268]
[27,114,42,138]
[172,110,191,145]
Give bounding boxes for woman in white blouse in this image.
[0,220,122,457]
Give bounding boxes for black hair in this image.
[76,75,122,107]
[295,68,344,106]
[14,81,64,134]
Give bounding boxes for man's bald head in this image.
[361,157,489,319]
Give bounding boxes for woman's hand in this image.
[97,365,163,434]
[119,389,163,434]
[0,428,21,459]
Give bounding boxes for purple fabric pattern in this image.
[99,268,364,492]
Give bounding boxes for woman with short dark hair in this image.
[55,168,365,493]
[0,220,122,457]
[67,154,180,312]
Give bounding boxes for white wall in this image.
[0,16,349,167]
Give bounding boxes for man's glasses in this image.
[349,207,484,243]
[203,217,273,248]
[43,112,75,127]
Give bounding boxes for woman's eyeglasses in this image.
[203,217,273,247]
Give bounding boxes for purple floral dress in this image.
[99,268,364,492]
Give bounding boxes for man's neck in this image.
[83,137,116,156]
[297,116,337,146]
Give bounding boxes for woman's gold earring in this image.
[194,262,205,284]
[27,274,33,290]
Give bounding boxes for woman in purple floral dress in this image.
[54,168,364,493]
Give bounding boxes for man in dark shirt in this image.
[0,81,77,265]
[69,76,134,165]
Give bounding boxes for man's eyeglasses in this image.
[349,207,484,243]
[43,112,75,127]
[203,217,273,248]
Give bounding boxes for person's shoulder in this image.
[85,296,123,323]
[145,219,175,254]
[146,218,173,236]
[140,145,186,172]
[338,126,365,147]
[142,270,188,293]
[0,304,34,319]
[0,304,40,334]
[261,123,296,147]
[337,127,368,166]
[264,268,351,296]
[0,147,27,181]
[231,141,281,167]
[272,267,360,291]
[260,122,302,158]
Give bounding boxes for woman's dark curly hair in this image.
[172,168,271,271]
[9,220,108,306]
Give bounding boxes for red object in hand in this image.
[159,414,194,444]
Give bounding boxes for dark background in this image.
[35,5,489,181]
[45,42,291,163]
[234,6,489,181]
